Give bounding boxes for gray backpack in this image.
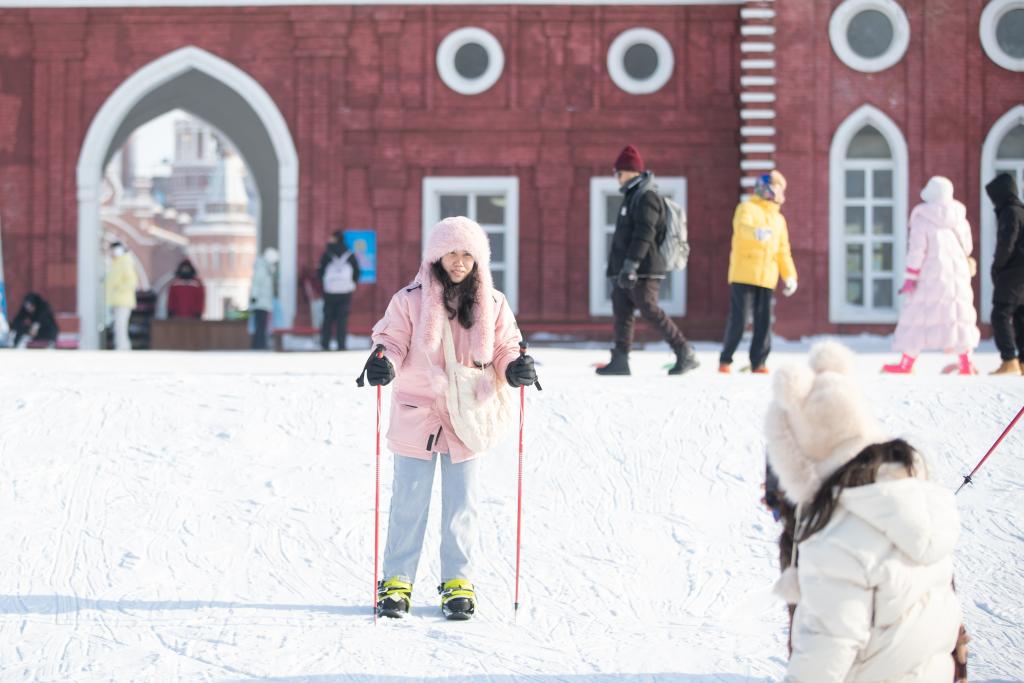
[658,196,690,271]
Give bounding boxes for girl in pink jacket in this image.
[361,216,537,620]
[883,176,981,374]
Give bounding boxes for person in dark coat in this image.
[317,229,361,350]
[12,292,59,348]
[167,259,206,319]
[597,144,698,376]
[985,172,1024,375]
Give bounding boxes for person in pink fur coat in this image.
[883,177,981,375]
[359,216,538,620]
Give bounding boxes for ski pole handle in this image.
[519,341,542,391]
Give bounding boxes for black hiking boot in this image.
[596,349,631,376]
[668,344,699,375]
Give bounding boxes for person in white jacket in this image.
[249,247,278,350]
[764,341,965,682]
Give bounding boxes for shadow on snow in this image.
[0,594,367,616]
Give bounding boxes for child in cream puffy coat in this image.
[765,341,965,681]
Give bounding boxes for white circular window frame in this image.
[436,27,505,95]
[607,28,675,95]
[981,0,1024,72]
[828,0,910,73]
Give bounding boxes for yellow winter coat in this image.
[727,196,797,289]
[106,253,138,309]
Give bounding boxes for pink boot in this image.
[958,353,978,376]
[882,354,916,374]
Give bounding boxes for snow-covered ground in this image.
[0,341,1021,682]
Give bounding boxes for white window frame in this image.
[828,0,910,73]
[980,105,1024,322]
[436,27,505,96]
[588,176,687,317]
[422,176,519,312]
[829,104,908,324]
[606,27,675,95]
[981,0,1024,72]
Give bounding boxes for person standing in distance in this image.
[317,230,361,351]
[106,240,138,351]
[597,144,699,376]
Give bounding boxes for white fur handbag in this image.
[441,320,514,453]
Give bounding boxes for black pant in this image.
[610,278,689,353]
[251,309,269,350]
[321,292,353,350]
[991,301,1024,361]
[719,283,774,368]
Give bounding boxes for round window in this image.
[829,0,910,73]
[981,0,1024,71]
[437,27,505,95]
[607,28,674,95]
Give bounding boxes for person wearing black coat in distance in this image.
[597,144,698,377]
[317,230,361,351]
[986,172,1024,375]
[12,292,59,349]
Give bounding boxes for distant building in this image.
[1,1,1021,348]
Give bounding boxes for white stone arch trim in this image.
[77,45,298,348]
[828,103,909,323]
[980,104,1024,322]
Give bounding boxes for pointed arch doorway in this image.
[76,46,298,349]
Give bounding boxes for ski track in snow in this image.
[0,347,1020,682]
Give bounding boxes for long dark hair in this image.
[798,439,918,542]
[431,260,479,330]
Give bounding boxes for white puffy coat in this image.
[785,465,961,682]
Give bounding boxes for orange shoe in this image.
[718,363,731,374]
[751,366,770,375]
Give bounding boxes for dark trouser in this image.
[611,278,689,353]
[251,309,269,350]
[991,300,1024,361]
[321,292,353,350]
[719,283,774,368]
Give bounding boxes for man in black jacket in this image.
[597,145,698,376]
[986,172,1024,375]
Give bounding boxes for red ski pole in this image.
[514,342,526,620]
[955,403,1024,495]
[373,346,384,623]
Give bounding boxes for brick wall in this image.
[0,4,745,342]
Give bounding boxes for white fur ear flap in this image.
[773,566,801,605]
[765,404,821,505]
[771,363,814,412]
[809,340,855,376]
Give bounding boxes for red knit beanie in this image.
[613,145,644,173]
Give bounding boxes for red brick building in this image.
[0,0,1021,348]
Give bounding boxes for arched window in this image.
[980,106,1024,319]
[830,105,908,323]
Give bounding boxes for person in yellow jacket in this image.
[106,241,138,351]
[719,170,797,373]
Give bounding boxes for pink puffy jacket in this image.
[893,200,980,356]
[371,283,522,462]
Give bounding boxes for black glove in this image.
[505,355,537,387]
[616,259,639,290]
[366,355,395,386]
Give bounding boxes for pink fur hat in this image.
[765,341,888,505]
[412,216,497,364]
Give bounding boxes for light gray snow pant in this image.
[381,452,479,586]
